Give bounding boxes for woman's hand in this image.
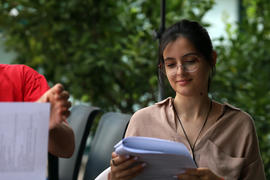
[108,152,146,180]
[177,168,224,180]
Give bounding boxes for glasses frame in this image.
[159,52,202,76]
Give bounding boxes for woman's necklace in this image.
[172,99,212,166]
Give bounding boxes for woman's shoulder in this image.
[223,102,253,119]
[126,97,173,137]
[132,97,173,118]
[217,101,255,131]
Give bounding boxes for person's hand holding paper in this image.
[109,136,196,180]
[109,151,145,180]
[37,83,71,130]
[37,83,74,158]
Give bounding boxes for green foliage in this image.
[0,0,214,113]
[1,0,270,178]
[212,0,270,177]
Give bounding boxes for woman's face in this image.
[163,37,211,97]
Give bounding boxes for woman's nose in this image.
[175,64,185,75]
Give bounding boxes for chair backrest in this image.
[58,105,100,180]
[83,112,131,180]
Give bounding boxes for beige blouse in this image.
[125,97,266,180]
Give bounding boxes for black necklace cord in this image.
[172,99,213,167]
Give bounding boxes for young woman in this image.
[108,19,265,180]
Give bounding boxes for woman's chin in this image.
[174,86,201,97]
[175,89,193,97]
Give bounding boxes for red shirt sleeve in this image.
[22,65,50,102]
[0,64,49,102]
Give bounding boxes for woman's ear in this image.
[212,51,217,66]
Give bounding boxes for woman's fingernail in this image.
[133,156,138,160]
[125,155,130,159]
[141,163,146,167]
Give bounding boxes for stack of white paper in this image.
[114,136,196,180]
[0,103,50,180]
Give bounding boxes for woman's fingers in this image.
[185,168,208,176]
[177,168,203,180]
[110,152,145,180]
[115,163,145,179]
[112,152,118,158]
[111,156,135,172]
[179,168,223,180]
[111,153,130,166]
[177,174,200,180]
[113,157,139,171]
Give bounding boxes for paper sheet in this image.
[114,136,197,180]
[0,103,50,180]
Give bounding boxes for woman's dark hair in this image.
[158,19,215,91]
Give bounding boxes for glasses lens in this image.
[163,54,200,75]
[182,55,199,72]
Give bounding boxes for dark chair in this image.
[49,105,100,180]
[83,112,131,180]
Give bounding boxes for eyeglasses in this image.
[160,53,201,76]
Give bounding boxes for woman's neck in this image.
[173,93,211,122]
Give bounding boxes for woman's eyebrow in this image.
[182,52,200,58]
[164,57,176,61]
[164,52,200,61]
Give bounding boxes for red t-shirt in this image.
[0,64,50,102]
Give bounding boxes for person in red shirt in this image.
[0,64,74,158]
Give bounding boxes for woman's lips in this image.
[176,79,191,86]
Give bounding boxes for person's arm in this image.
[48,121,75,158]
[38,84,75,158]
[21,65,74,157]
[108,112,147,180]
[239,127,266,180]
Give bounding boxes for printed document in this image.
[0,103,50,180]
[114,136,197,180]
